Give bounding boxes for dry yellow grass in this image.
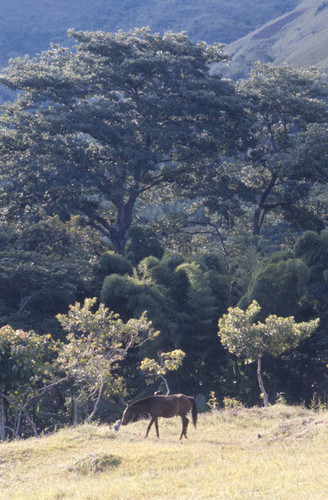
[1,404,328,499]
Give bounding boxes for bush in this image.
[99,251,132,276]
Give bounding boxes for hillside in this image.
[1,405,328,499]
[0,0,299,70]
[218,0,328,80]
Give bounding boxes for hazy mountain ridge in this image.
[0,0,299,69]
[1,0,327,98]
[220,0,328,79]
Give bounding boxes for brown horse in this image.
[121,394,197,440]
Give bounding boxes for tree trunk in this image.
[159,375,170,396]
[84,382,104,424]
[73,399,79,427]
[14,408,22,439]
[0,394,6,442]
[23,408,39,437]
[88,192,138,255]
[110,193,138,254]
[253,171,278,236]
[257,356,269,407]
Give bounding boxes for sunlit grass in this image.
[1,404,328,499]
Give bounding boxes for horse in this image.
[120,393,197,440]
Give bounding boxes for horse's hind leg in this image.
[154,417,159,437]
[179,416,189,440]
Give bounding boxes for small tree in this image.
[140,349,186,395]
[0,325,57,440]
[218,300,319,406]
[56,298,159,423]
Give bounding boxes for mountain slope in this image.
[0,0,299,69]
[219,0,328,79]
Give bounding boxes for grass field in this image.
[1,404,328,499]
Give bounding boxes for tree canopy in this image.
[238,63,328,236]
[0,28,249,253]
[218,300,319,406]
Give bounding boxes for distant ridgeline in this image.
[0,0,299,88]
[217,0,328,80]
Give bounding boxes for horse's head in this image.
[121,404,133,426]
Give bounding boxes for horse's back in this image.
[174,394,195,404]
[170,394,195,413]
[170,393,193,400]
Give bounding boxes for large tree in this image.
[238,63,328,236]
[159,63,328,261]
[0,28,248,253]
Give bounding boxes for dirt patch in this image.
[252,10,305,40]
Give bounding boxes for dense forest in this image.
[0,27,327,440]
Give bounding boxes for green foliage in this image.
[0,325,56,393]
[161,251,186,270]
[206,391,218,412]
[222,396,243,410]
[0,325,57,439]
[242,258,309,318]
[293,230,328,363]
[100,250,230,393]
[237,63,328,237]
[240,64,328,132]
[292,124,328,186]
[100,273,169,330]
[126,225,164,266]
[57,298,159,421]
[99,251,132,276]
[294,230,328,276]
[218,300,319,405]
[140,349,185,377]
[0,22,327,415]
[0,217,98,335]
[0,28,245,254]
[218,300,319,362]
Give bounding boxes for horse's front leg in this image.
[179,416,189,440]
[146,416,159,438]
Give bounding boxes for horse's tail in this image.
[190,397,197,428]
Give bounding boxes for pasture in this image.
[1,404,328,499]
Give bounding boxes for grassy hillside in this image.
[1,404,328,499]
[0,0,299,69]
[219,0,328,79]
